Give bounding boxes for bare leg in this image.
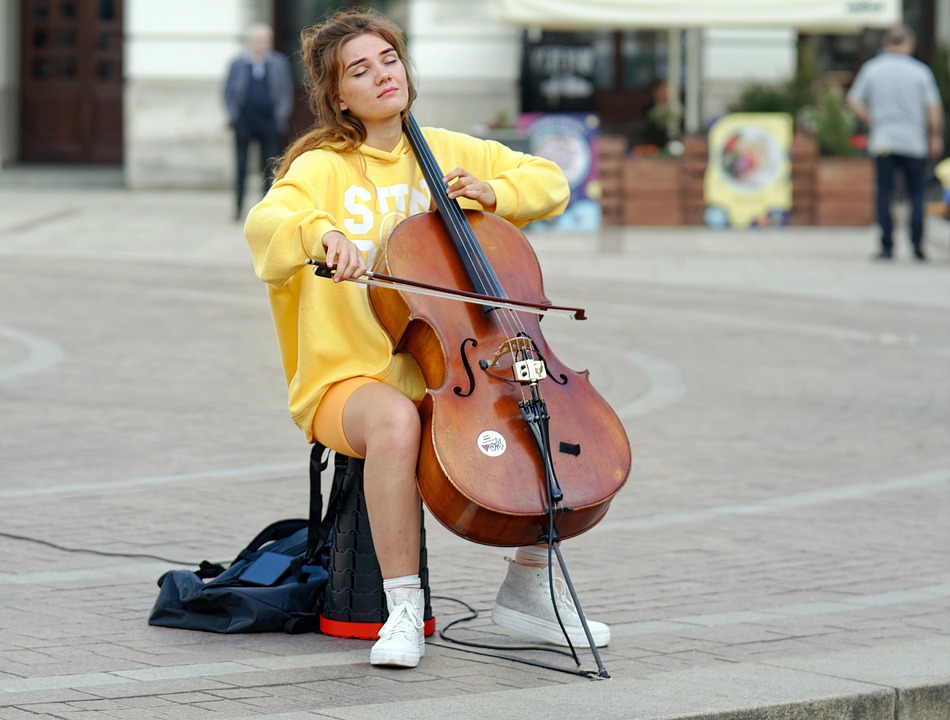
[341,382,421,579]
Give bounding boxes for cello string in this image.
[409,116,506,305]
[407,118,536,408]
[407,115,508,302]
[405,114,532,397]
[406,115,536,382]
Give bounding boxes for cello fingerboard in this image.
[403,113,506,301]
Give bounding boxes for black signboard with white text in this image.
[521,33,596,113]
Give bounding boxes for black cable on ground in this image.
[430,595,606,679]
[2,534,606,678]
[0,530,218,566]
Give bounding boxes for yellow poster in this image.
[704,113,793,228]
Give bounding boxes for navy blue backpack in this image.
[148,445,342,634]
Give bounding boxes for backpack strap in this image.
[307,442,328,556]
[306,443,347,559]
[244,518,310,555]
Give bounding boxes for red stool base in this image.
[320,615,437,640]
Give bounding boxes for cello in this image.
[367,113,631,548]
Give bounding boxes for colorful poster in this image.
[704,113,793,228]
[517,112,602,231]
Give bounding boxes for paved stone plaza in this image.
[1,167,948,719]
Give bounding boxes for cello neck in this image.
[403,113,506,300]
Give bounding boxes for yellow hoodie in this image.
[245,126,569,440]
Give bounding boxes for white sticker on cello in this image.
[477,430,506,457]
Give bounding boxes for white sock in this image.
[383,574,421,591]
[514,544,552,567]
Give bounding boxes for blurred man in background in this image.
[225,23,294,220]
[846,24,944,261]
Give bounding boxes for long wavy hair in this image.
[273,9,417,180]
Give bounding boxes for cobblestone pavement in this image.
[1,167,948,719]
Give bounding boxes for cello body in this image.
[369,208,631,547]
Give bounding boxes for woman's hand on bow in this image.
[322,230,367,282]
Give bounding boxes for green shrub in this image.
[812,87,856,157]
[728,83,801,115]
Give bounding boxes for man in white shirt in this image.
[846,24,944,261]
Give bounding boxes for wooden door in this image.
[20,0,123,163]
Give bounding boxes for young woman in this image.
[245,9,609,669]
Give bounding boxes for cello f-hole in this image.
[453,337,479,397]
[526,345,569,386]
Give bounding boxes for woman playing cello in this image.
[244,8,611,668]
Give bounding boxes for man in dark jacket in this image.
[225,24,294,220]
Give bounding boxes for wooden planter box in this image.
[813,157,874,227]
[598,135,628,226]
[682,136,708,225]
[790,136,818,225]
[621,156,683,225]
[607,137,872,227]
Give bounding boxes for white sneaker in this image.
[370,587,426,668]
[491,559,610,647]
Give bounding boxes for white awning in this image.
[494,0,901,31]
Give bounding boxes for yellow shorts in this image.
[311,376,378,459]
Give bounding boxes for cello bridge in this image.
[483,336,547,384]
